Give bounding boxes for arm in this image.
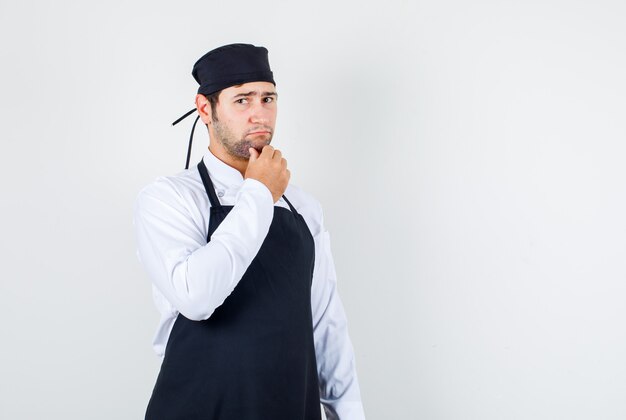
[133,176,274,321]
[311,207,366,419]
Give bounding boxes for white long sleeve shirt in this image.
[133,150,365,419]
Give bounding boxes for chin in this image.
[251,138,272,152]
[229,137,272,159]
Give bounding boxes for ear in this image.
[195,94,213,125]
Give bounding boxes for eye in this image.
[263,97,275,103]
[235,98,248,104]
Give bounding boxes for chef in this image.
[133,43,365,419]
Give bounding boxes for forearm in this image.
[135,178,274,321]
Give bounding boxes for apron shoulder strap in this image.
[199,157,300,218]
[281,194,299,215]
[197,159,222,208]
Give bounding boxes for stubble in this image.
[213,119,272,160]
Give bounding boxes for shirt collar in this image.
[201,149,245,188]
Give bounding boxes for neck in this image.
[208,143,248,177]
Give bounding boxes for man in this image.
[134,43,365,419]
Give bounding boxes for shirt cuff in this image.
[238,177,274,206]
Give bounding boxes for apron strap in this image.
[198,157,299,216]
[281,194,299,215]
[197,159,221,208]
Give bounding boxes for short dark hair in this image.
[206,90,221,122]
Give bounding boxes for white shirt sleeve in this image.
[133,176,274,321]
[310,204,366,420]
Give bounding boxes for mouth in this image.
[247,126,273,136]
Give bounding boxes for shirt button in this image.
[217,190,224,197]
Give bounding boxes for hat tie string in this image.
[173,108,200,170]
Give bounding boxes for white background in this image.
[1,0,625,419]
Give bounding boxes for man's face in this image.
[211,81,278,160]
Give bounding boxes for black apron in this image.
[145,160,321,420]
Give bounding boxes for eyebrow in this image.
[231,91,278,99]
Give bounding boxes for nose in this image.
[249,100,273,125]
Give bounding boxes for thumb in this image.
[248,147,259,163]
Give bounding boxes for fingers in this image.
[260,145,274,158]
[249,147,259,162]
[259,145,285,166]
[247,145,287,170]
[244,144,291,203]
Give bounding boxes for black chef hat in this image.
[192,43,275,96]
[173,43,276,169]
